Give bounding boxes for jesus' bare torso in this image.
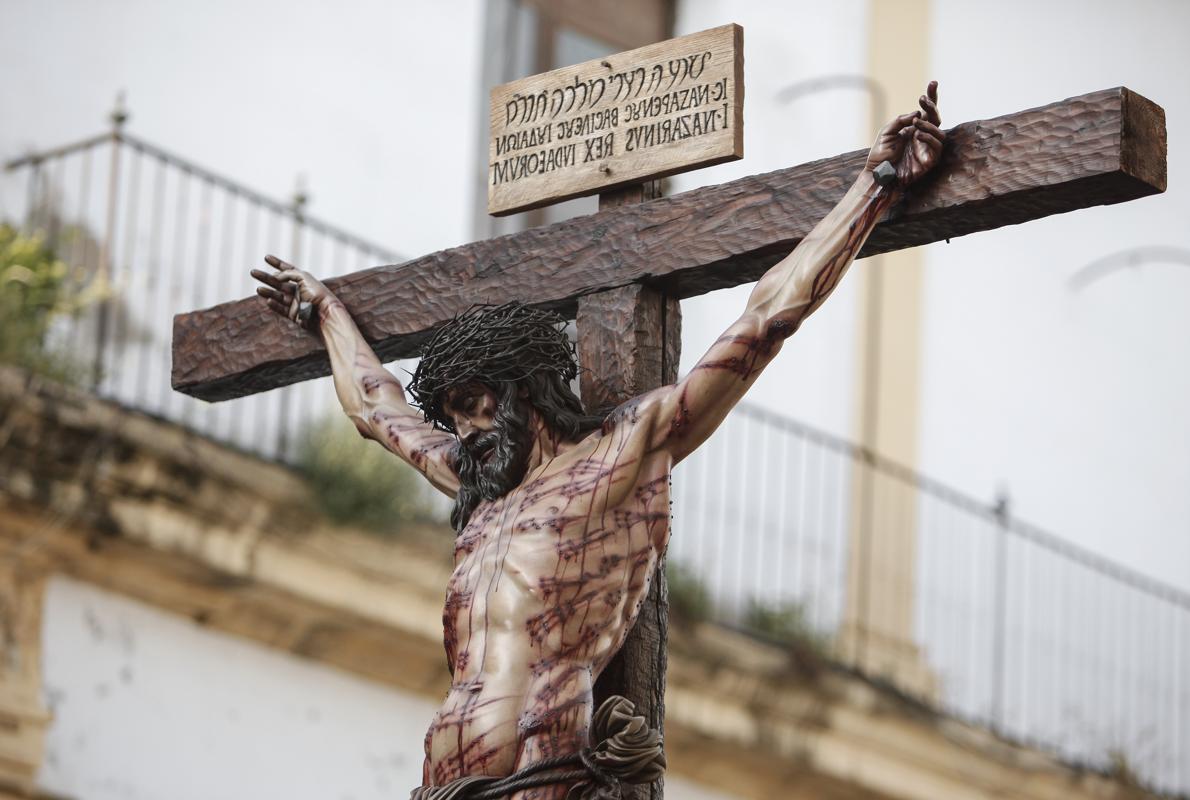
[250,81,943,798]
[433,398,669,784]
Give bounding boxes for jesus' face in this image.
[445,382,533,506]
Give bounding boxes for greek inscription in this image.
[622,81,712,123]
[495,124,553,157]
[555,108,618,142]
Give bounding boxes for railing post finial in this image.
[109,91,129,134]
[992,489,1011,524]
[291,174,309,222]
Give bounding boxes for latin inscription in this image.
[487,24,743,216]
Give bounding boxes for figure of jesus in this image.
[251,83,943,799]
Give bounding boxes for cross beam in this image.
[172,87,1165,402]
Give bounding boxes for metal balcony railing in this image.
[4,106,401,463]
[5,116,1187,797]
[670,404,1189,796]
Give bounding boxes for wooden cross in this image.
[172,84,1164,798]
[174,87,1166,403]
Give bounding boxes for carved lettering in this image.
[488,24,742,214]
[581,133,615,163]
[490,143,579,186]
[624,109,720,153]
[494,124,553,157]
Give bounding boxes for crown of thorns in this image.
[407,302,578,432]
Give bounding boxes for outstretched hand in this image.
[250,255,334,330]
[865,81,943,187]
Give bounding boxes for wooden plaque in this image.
[487,23,744,216]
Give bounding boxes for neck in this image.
[524,408,576,472]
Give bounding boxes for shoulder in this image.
[593,385,683,450]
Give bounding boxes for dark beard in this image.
[450,394,532,532]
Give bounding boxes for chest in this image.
[452,447,671,573]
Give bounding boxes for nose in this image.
[454,416,476,443]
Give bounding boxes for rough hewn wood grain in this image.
[576,285,681,418]
[488,24,742,215]
[173,87,1166,402]
[577,239,680,800]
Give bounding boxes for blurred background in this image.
[1,1,1188,798]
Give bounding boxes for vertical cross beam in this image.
[578,180,680,800]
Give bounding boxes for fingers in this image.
[255,285,287,303]
[250,268,285,291]
[920,81,941,126]
[912,118,944,151]
[254,262,299,320]
[256,282,299,321]
[884,111,919,135]
[913,133,943,161]
[264,254,296,271]
[254,256,318,325]
[274,269,305,283]
[913,118,944,139]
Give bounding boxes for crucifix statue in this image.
[173,24,1164,800]
[247,83,945,799]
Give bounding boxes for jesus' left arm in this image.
[645,81,944,463]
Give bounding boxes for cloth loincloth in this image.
[410,695,665,800]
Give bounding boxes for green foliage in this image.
[295,414,440,534]
[744,597,831,657]
[0,223,99,381]
[666,560,712,626]
[1104,749,1140,787]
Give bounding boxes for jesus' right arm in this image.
[250,258,460,497]
[644,81,944,465]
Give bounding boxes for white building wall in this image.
[37,577,739,800]
[0,0,486,259]
[672,0,1190,588]
[37,576,436,800]
[5,4,1189,787]
[3,1,1187,585]
[672,0,870,442]
[921,0,1190,587]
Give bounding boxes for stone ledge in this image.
[0,367,1156,800]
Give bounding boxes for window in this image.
[474,0,673,237]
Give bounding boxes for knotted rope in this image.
[411,695,666,800]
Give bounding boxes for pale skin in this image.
[252,83,943,798]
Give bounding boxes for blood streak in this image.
[425,407,667,798]
[426,191,891,794]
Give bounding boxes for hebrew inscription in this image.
[488,24,743,216]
